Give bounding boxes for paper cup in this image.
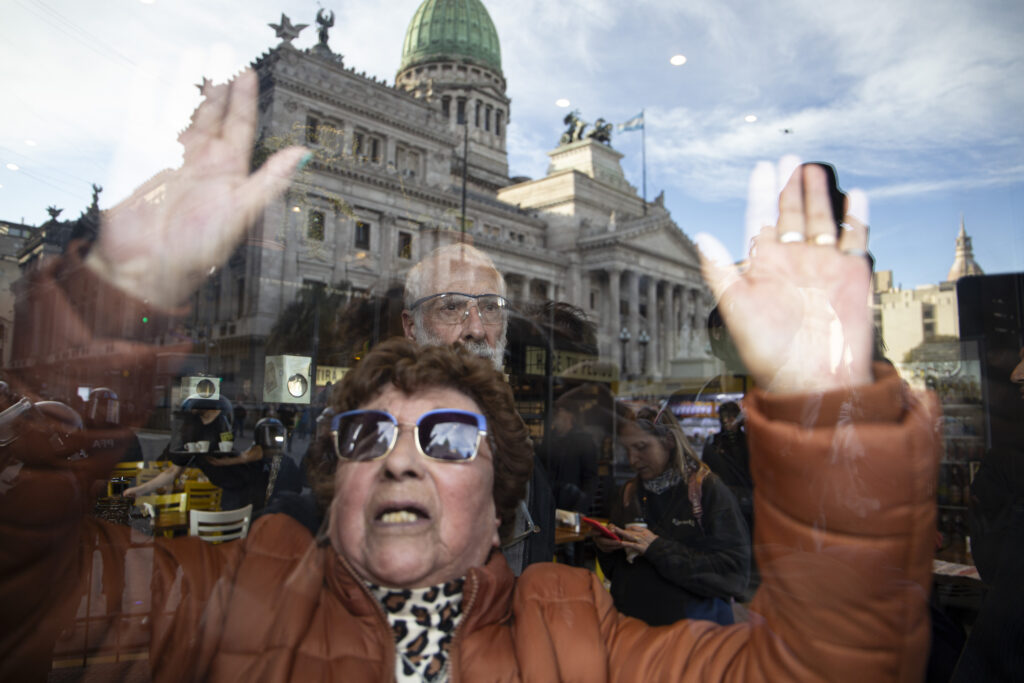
[185,442,197,453]
[219,441,233,453]
[196,441,210,453]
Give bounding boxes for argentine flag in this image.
[617,112,644,132]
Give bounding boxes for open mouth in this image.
[376,505,429,524]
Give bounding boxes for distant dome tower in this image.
[947,216,984,282]
[396,0,510,189]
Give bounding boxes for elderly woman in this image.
[0,74,938,682]
[595,404,749,626]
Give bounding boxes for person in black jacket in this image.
[596,403,750,625]
[702,402,754,538]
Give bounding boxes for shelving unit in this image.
[897,353,986,567]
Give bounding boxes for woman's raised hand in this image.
[697,162,873,394]
[85,70,308,310]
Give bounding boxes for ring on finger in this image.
[779,231,803,243]
[841,247,869,258]
[809,233,838,246]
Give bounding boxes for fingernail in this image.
[298,151,314,170]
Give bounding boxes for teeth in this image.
[380,510,420,524]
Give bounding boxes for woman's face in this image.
[328,384,500,588]
[620,422,671,481]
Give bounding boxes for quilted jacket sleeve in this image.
[599,364,939,682]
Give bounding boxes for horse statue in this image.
[559,110,588,145]
[586,118,613,144]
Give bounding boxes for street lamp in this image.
[637,329,651,375]
[618,327,631,377]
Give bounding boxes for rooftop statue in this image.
[316,9,335,47]
[586,118,613,144]
[559,110,587,145]
[268,13,308,46]
[558,111,612,146]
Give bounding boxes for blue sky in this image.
[2,0,1022,288]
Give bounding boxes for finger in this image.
[223,70,259,163]
[802,164,838,246]
[188,80,231,149]
[846,187,870,228]
[744,161,777,257]
[775,164,807,242]
[695,232,740,303]
[776,154,802,196]
[838,188,870,255]
[237,146,309,226]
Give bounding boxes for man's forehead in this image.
[425,259,501,294]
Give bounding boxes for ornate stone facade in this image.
[179,1,715,395]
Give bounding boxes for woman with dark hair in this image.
[596,403,750,625]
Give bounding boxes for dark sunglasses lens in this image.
[335,411,395,461]
[418,411,482,461]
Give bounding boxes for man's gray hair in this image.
[403,243,507,309]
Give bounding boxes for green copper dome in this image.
[400,0,502,75]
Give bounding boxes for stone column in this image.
[646,278,659,378]
[627,271,640,374]
[667,283,678,363]
[607,268,621,362]
[581,270,592,314]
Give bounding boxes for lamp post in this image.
[638,329,650,376]
[618,327,631,377]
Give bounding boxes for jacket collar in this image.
[321,543,516,629]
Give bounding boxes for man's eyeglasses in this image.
[409,292,509,326]
[330,409,488,462]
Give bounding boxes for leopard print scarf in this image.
[369,578,465,682]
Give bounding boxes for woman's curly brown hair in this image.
[308,337,534,542]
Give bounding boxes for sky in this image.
[2,0,1023,289]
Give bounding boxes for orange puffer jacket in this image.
[0,365,938,682]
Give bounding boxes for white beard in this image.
[414,327,506,372]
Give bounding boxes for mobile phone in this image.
[582,516,620,541]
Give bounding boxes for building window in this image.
[236,277,245,317]
[306,116,320,144]
[397,231,412,259]
[590,291,597,309]
[369,137,382,164]
[485,105,492,132]
[495,111,503,136]
[441,96,451,119]
[307,210,325,241]
[456,97,466,124]
[354,221,371,249]
[353,131,364,158]
[475,100,481,127]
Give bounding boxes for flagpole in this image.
[641,108,647,216]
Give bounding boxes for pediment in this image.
[617,220,701,268]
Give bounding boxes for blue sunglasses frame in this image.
[330,408,488,462]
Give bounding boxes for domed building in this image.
[92,0,716,411]
[395,0,511,189]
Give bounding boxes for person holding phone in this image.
[594,403,750,625]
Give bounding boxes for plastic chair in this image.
[107,461,145,496]
[110,461,145,477]
[136,492,188,517]
[189,505,252,543]
[185,481,223,511]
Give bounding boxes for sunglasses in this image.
[330,409,488,462]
